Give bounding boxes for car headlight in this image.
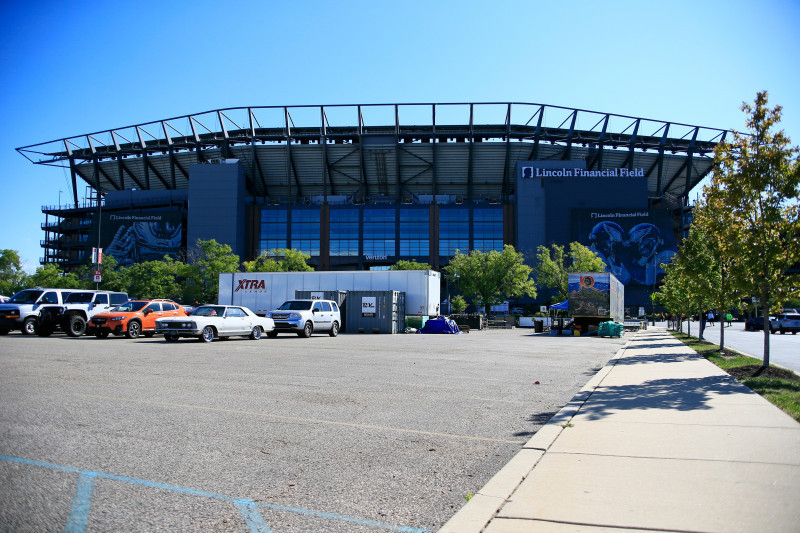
[288,312,301,319]
[265,312,273,318]
[111,316,125,321]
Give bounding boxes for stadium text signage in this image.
[521,167,644,178]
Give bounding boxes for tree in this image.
[118,258,184,300]
[708,91,800,368]
[390,259,432,270]
[243,248,314,272]
[444,245,536,312]
[186,239,241,304]
[534,242,606,303]
[450,294,467,314]
[686,199,742,350]
[0,250,28,296]
[27,264,83,289]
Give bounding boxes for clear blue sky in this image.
[2,0,798,273]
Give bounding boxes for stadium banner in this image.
[571,208,677,286]
[93,209,183,267]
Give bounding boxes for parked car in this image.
[34,290,129,337]
[0,288,74,335]
[744,316,777,333]
[87,299,187,339]
[264,299,341,337]
[155,305,274,342]
[775,313,800,335]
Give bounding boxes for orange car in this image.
[87,299,187,339]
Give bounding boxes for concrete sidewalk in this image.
[440,327,800,533]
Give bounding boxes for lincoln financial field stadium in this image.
[17,102,729,308]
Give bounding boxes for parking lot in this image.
[0,330,626,532]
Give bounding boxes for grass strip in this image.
[669,330,800,422]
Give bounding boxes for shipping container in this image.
[567,272,624,323]
[218,270,440,316]
[346,291,405,334]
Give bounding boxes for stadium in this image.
[17,102,729,309]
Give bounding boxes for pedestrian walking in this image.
[726,312,733,327]
[708,311,715,326]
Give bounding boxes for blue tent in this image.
[417,316,461,334]
[550,300,569,310]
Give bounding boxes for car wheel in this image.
[165,334,179,342]
[298,321,313,338]
[329,321,339,337]
[266,331,278,338]
[143,331,155,338]
[126,321,141,339]
[21,317,36,335]
[250,326,262,340]
[95,331,110,339]
[199,326,215,343]
[747,325,755,332]
[66,315,87,337]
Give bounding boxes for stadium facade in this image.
[18,102,728,309]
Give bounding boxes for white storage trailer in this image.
[218,270,440,316]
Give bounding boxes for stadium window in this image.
[290,208,320,257]
[399,208,429,257]
[363,208,395,256]
[439,207,469,256]
[473,207,503,252]
[330,208,360,256]
[259,209,288,253]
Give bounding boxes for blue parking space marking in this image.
[65,472,96,533]
[0,454,431,533]
[234,500,272,533]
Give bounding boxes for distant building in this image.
[19,102,728,307]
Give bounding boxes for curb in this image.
[437,339,632,533]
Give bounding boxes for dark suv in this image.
[744,316,777,333]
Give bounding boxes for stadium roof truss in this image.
[18,102,729,208]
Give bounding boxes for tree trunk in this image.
[762,288,771,369]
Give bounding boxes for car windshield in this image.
[8,290,44,304]
[111,301,148,312]
[193,306,225,317]
[65,292,95,304]
[277,301,313,311]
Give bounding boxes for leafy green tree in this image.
[654,251,698,336]
[708,91,800,368]
[390,259,432,270]
[450,294,467,314]
[243,248,314,272]
[27,264,83,289]
[444,245,536,312]
[687,199,742,350]
[119,259,184,300]
[0,250,28,295]
[185,239,241,304]
[534,242,606,302]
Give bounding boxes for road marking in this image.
[0,454,430,533]
[77,393,526,444]
[65,472,95,533]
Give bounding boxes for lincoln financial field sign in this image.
[515,161,676,289]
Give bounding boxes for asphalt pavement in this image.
[0,328,624,532]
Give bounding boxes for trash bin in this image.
[534,320,543,333]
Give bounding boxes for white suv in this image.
[265,299,341,338]
[775,313,800,335]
